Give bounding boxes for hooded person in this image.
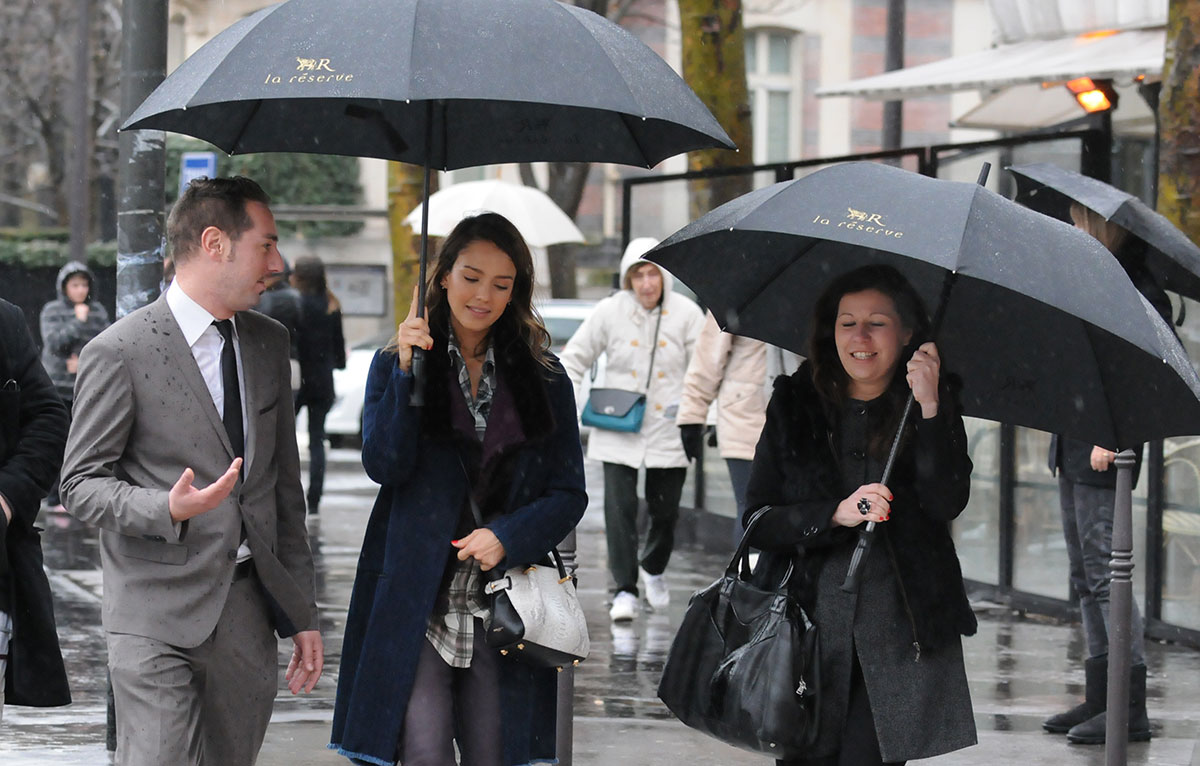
[38,262,109,509]
[559,238,705,621]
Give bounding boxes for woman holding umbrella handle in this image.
[743,264,977,766]
[330,213,587,766]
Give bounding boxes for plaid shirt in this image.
[425,331,497,667]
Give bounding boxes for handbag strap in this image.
[732,507,794,586]
[455,454,567,581]
[642,302,664,393]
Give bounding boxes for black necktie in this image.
[213,319,244,460]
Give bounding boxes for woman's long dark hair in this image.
[809,264,932,459]
[389,212,553,369]
[292,255,341,312]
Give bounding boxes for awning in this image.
[818,27,1164,100]
[951,81,1156,136]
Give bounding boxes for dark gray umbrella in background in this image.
[121,0,734,403]
[1008,162,1200,307]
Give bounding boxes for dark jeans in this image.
[400,620,502,766]
[297,399,331,510]
[1058,475,1146,663]
[726,457,753,546]
[602,463,686,595]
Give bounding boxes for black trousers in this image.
[602,463,686,595]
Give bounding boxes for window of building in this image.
[745,29,802,164]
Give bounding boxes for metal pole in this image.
[1105,449,1136,766]
[69,0,92,265]
[111,0,167,747]
[881,0,905,151]
[556,528,579,766]
[116,0,168,318]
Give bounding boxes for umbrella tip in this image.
[976,162,991,187]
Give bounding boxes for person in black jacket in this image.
[38,261,109,510]
[0,297,71,718]
[1042,203,1169,745]
[292,255,346,514]
[745,265,976,766]
[257,259,303,400]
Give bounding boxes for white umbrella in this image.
[404,179,586,247]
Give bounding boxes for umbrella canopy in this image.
[121,0,733,169]
[404,180,585,247]
[1008,162,1200,302]
[645,162,1200,450]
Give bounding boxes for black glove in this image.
[679,423,704,462]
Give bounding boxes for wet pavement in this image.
[2,447,1199,765]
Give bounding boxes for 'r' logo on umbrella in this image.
[846,207,885,225]
[296,58,335,72]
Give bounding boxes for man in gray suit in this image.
[62,176,323,766]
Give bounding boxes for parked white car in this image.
[325,299,600,447]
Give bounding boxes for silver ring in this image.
[857,497,871,516]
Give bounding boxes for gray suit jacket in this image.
[62,296,317,647]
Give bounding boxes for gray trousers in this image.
[400,620,502,766]
[107,574,278,766]
[1058,476,1146,664]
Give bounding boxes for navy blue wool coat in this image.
[330,336,587,766]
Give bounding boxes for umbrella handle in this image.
[841,521,876,593]
[409,106,435,409]
[410,348,427,406]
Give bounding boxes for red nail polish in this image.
[451,539,459,545]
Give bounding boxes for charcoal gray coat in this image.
[745,364,977,763]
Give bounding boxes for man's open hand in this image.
[168,458,242,522]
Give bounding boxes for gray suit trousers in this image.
[107,573,277,766]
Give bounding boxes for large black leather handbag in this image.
[657,508,820,759]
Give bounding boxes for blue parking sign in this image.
[180,152,218,197]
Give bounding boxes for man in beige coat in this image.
[62,177,322,766]
[676,311,771,541]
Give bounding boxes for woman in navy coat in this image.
[330,213,587,766]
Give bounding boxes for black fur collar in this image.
[419,324,557,454]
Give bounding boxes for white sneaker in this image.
[640,568,670,610]
[609,590,638,622]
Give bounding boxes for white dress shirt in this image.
[165,280,252,561]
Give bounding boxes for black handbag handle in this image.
[457,453,567,582]
[729,506,794,587]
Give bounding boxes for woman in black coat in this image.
[745,264,977,766]
[291,255,346,514]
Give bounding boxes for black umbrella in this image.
[122,0,732,168]
[647,161,1200,594]
[646,162,1200,452]
[121,0,734,402]
[1008,162,1200,304]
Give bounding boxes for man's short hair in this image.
[166,176,271,263]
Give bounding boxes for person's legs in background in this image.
[305,400,332,514]
[725,457,753,545]
[639,467,686,609]
[1064,481,1151,744]
[603,462,640,621]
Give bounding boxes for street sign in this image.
[179,152,218,197]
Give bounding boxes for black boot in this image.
[1066,663,1152,744]
[1044,655,1106,733]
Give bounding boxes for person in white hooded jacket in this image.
[559,238,705,621]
